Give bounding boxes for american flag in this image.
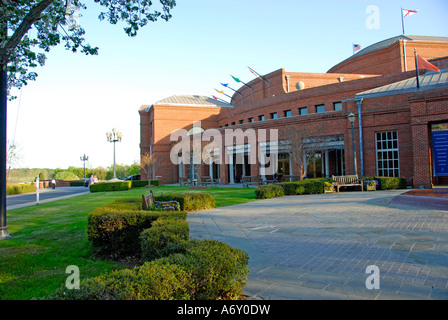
[353,44,361,52]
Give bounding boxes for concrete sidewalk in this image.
[187,190,448,300]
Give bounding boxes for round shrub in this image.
[254,184,284,199]
[140,216,190,261]
[162,239,250,300]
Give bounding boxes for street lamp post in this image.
[80,154,89,179]
[0,65,9,240]
[106,129,122,180]
[348,113,357,175]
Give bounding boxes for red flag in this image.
[417,55,441,72]
[402,9,418,17]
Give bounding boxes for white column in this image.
[209,157,213,179]
[242,153,246,177]
[289,152,293,181]
[178,157,183,178]
[229,153,235,184]
[260,154,266,182]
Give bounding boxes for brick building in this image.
[139,35,448,188]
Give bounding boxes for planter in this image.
[324,187,335,193]
[366,185,376,191]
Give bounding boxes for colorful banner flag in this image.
[231,75,253,89]
[417,55,441,72]
[248,66,271,84]
[353,44,361,53]
[220,83,242,95]
[212,95,230,104]
[414,50,439,89]
[215,89,233,99]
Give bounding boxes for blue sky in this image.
[7,0,448,171]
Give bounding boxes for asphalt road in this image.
[6,186,90,210]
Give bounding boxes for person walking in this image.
[51,178,56,189]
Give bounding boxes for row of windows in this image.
[221,102,343,127]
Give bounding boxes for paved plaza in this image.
[187,190,448,300]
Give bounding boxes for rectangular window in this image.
[284,110,292,117]
[248,117,254,123]
[299,107,308,116]
[239,120,244,124]
[316,104,326,113]
[333,102,342,111]
[270,112,277,119]
[259,115,265,121]
[231,122,236,126]
[376,131,399,177]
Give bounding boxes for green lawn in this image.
[0,186,257,300]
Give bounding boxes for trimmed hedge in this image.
[87,199,186,256]
[155,192,216,211]
[63,194,249,300]
[52,259,192,300]
[140,216,190,261]
[362,176,407,190]
[6,183,37,195]
[161,240,249,300]
[131,180,160,188]
[255,178,329,199]
[52,239,249,300]
[89,181,132,193]
[70,180,86,186]
[254,185,284,199]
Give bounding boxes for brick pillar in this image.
[411,123,432,188]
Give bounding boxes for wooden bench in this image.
[179,177,190,186]
[242,175,262,188]
[142,190,179,211]
[199,176,218,187]
[332,175,364,192]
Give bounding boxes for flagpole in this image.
[215,89,233,100]
[414,48,420,89]
[401,7,405,34]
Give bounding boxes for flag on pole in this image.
[353,44,361,54]
[220,83,243,95]
[215,89,233,99]
[417,54,441,72]
[248,66,271,84]
[402,8,418,17]
[401,8,418,34]
[413,49,439,89]
[231,75,253,89]
[212,95,229,104]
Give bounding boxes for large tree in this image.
[1,0,176,95]
[0,0,177,239]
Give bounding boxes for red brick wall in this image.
[139,39,448,186]
[328,40,448,75]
